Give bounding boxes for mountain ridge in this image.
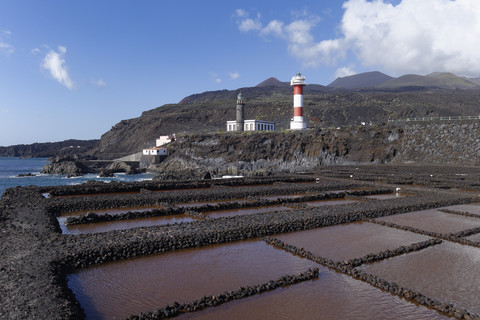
[328,71,393,89]
[255,77,289,87]
[0,139,99,157]
[377,73,479,90]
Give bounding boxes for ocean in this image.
[0,157,156,197]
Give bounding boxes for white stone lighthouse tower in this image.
[290,73,307,130]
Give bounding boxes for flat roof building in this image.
[226,119,275,132]
[226,93,275,132]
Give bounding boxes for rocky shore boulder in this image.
[106,161,144,175]
[151,157,211,181]
[98,168,114,177]
[41,156,93,177]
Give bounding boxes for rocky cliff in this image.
[151,120,480,178]
[151,126,403,178]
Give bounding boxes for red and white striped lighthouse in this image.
[290,73,306,130]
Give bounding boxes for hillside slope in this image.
[90,87,480,159]
[328,71,393,89]
[378,73,479,90]
[0,139,99,158]
[255,77,289,87]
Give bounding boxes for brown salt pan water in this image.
[177,267,450,320]
[176,199,249,208]
[67,240,319,319]
[465,232,480,242]
[61,206,159,218]
[275,222,431,262]
[375,209,480,234]
[361,241,480,315]
[303,198,359,207]
[205,205,291,219]
[260,193,313,201]
[365,192,411,200]
[59,214,196,234]
[442,203,480,215]
[56,187,212,198]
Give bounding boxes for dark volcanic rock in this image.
[106,161,135,174]
[152,127,403,177]
[98,169,114,177]
[152,157,209,181]
[41,156,93,177]
[17,173,36,177]
[106,161,145,175]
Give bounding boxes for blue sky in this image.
[1,0,479,146]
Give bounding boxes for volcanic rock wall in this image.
[154,120,480,176]
[153,126,403,176]
[400,121,480,166]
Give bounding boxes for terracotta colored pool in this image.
[275,222,431,262]
[260,193,312,201]
[176,199,250,208]
[303,198,359,207]
[374,209,480,234]
[365,192,411,200]
[67,240,319,319]
[442,203,480,215]
[205,205,291,219]
[60,206,159,218]
[177,266,449,320]
[59,214,197,234]
[361,241,480,315]
[465,232,480,242]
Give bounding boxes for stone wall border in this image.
[264,237,479,320]
[124,268,319,320]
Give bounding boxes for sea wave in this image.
[10,172,48,179]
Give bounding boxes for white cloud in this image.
[261,20,284,37]
[0,108,9,113]
[235,10,342,67]
[236,9,248,18]
[236,1,480,76]
[229,72,240,80]
[210,72,222,83]
[235,10,262,32]
[340,0,480,76]
[238,18,262,32]
[0,30,14,56]
[91,78,106,88]
[335,66,357,78]
[42,46,75,90]
[31,48,41,55]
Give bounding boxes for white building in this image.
[156,134,175,147]
[226,120,275,132]
[226,93,275,132]
[142,147,168,156]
